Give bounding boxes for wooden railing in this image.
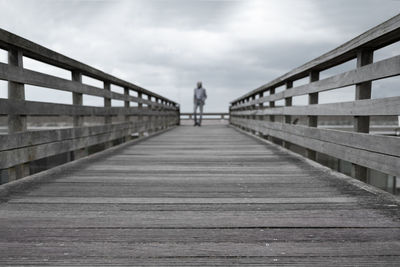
[230,14,400,183]
[0,29,179,183]
[180,112,229,120]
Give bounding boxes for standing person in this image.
[193,81,207,126]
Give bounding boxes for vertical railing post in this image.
[229,105,232,125]
[104,81,111,125]
[162,99,167,129]
[8,49,26,133]
[124,87,130,123]
[306,71,319,160]
[268,88,275,142]
[171,103,175,127]
[241,100,246,130]
[155,98,160,131]
[124,87,131,141]
[138,92,144,136]
[161,100,166,129]
[172,103,176,125]
[166,101,170,128]
[246,97,251,132]
[236,101,240,128]
[71,70,88,160]
[258,92,264,135]
[158,100,161,129]
[251,95,256,134]
[147,95,153,133]
[269,88,275,122]
[103,81,112,148]
[7,49,29,180]
[284,81,293,124]
[351,49,373,182]
[283,81,293,149]
[165,102,169,127]
[72,71,83,127]
[242,100,246,129]
[176,104,181,126]
[167,102,171,127]
[238,101,242,128]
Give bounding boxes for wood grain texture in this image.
[0,125,132,169]
[0,121,178,169]
[0,63,175,108]
[231,118,400,157]
[0,99,178,116]
[231,118,400,177]
[231,55,400,110]
[231,96,400,116]
[0,125,399,266]
[0,122,137,150]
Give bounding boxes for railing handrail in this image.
[229,14,400,191]
[0,28,177,106]
[0,29,180,183]
[180,112,229,120]
[180,112,229,116]
[231,13,400,104]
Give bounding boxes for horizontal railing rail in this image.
[180,112,229,120]
[0,28,180,183]
[229,14,400,188]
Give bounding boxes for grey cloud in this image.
[0,0,398,112]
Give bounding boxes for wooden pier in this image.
[0,13,400,266]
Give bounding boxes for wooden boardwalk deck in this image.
[0,125,399,266]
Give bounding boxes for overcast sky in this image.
[0,0,399,112]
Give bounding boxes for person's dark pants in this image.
[194,101,204,126]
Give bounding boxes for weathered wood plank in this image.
[232,55,400,109]
[0,122,133,151]
[0,126,134,169]
[231,118,400,176]
[1,240,399,259]
[0,121,181,169]
[0,63,173,109]
[0,210,397,228]
[231,118,400,157]
[0,125,399,266]
[0,228,398,243]
[0,99,178,116]
[0,29,177,105]
[231,96,400,116]
[8,197,358,204]
[1,256,399,266]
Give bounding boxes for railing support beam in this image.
[147,95,153,133]
[250,95,256,134]
[258,92,264,136]
[351,49,374,183]
[124,87,130,122]
[7,49,29,180]
[306,71,319,161]
[268,88,275,142]
[71,70,88,160]
[72,71,83,127]
[138,92,144,136]
[284,81,293,149]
